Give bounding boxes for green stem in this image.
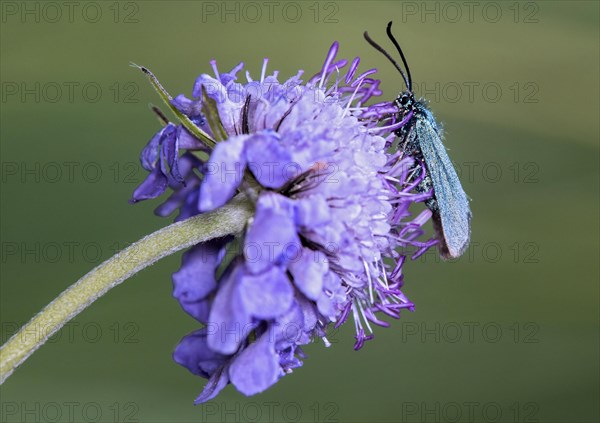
[0,197,253,385]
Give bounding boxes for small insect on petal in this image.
[365,21,471,259]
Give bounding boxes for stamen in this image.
[361,79,382,103]
[319,42,339,90]
[356,300,373,334]
[403,161,427,191]
[350,69,377,87]
[335,302,353,329]
[345,57,360,84]
[364,308,390,327]
[361,104,398,118]
[352,303,361,334]
[209,59,219,81]
[323,60,348,95]
[363,259,374,304]
[412,239,438,260]
[412,208,433,226]
[380,258,389,290]
[342,78,365,118]
[369,110,414,133]
[260,58,269,83]
[373,303,400,319]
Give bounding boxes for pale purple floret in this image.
[132,42,437,403]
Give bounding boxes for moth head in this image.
[396,91,415,110]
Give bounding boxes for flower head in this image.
[132,42,437,402]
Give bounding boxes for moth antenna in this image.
[363,30,410,91]
[386,21,413,91]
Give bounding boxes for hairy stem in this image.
[0,197,253,384]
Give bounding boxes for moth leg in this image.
[399,125,412,155]
[416,172,438,213]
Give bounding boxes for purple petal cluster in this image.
[131,42,437,402]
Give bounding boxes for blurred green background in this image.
[1,1,598,422]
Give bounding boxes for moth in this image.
[365,22,471,259]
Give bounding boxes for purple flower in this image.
[132,42,437,402]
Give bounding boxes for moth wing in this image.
[415,114,471,258]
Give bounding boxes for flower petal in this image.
[156,153,202,219]
[171,94,204,125]
[180,299,211,324]
[246,131,292,189]
[244,193,301,274]
[160,126,183,183]
[239,266,294,319]
[177,126,208,151]
[289,248,327,300]
[207,261,254,355]
[129,166,168,203]
[194,364,230,404]
[295,195,331,227]
[271,302,306,347]
[199,135,248,212]
[140,124,175,171]
[173,238,230,303]
[173,328,229,378]
[229,332,280,396]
